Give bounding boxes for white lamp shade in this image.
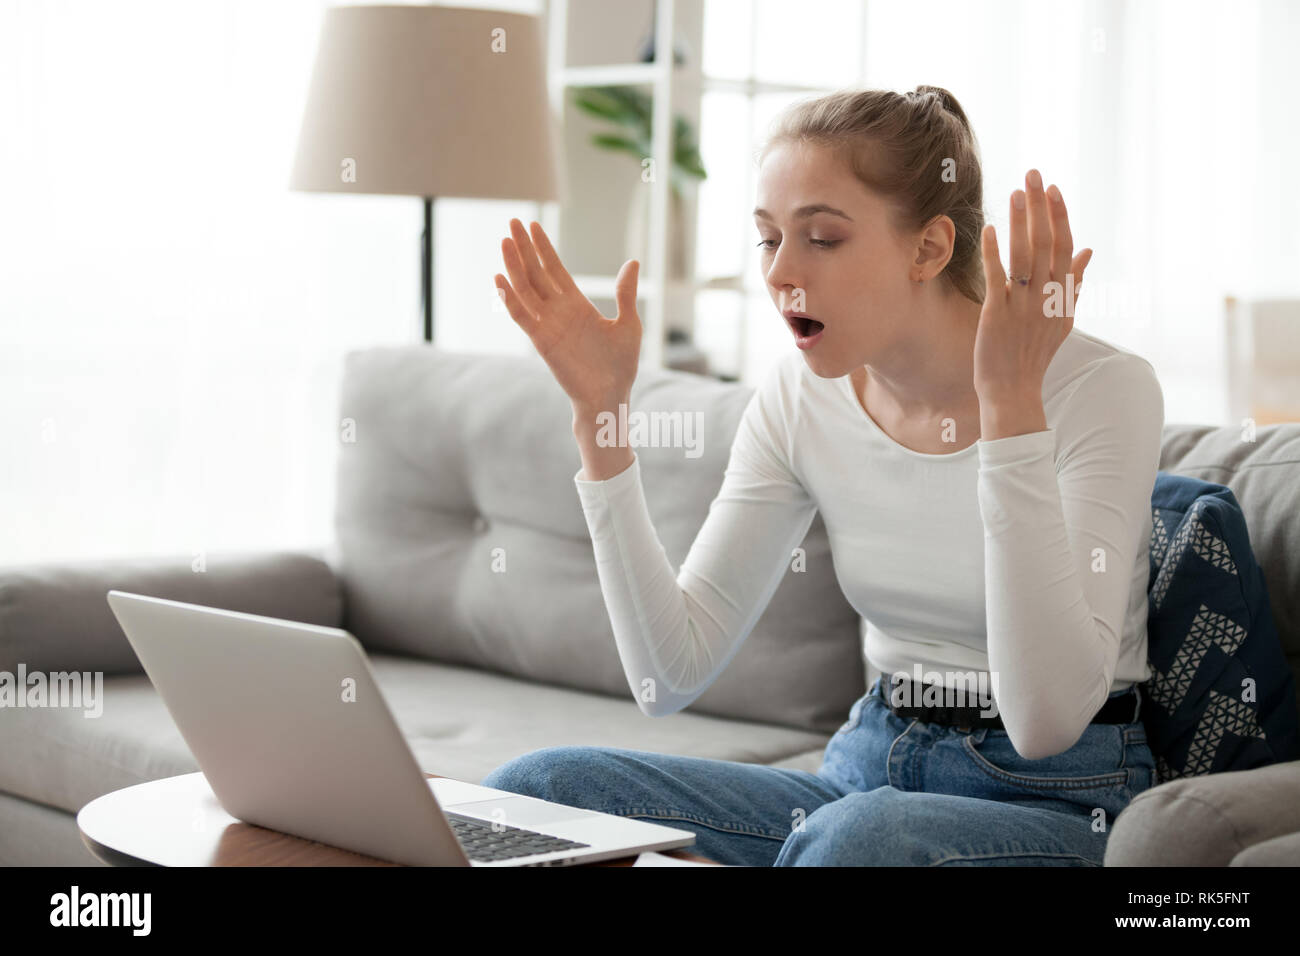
[290,4,560,201]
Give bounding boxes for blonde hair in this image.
[758,85,986,305]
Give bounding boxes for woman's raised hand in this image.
[495,218,642,413]
[973,169,1093,405]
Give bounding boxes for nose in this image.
[764,249,802,307]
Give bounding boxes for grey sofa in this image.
[1,345,1296,866]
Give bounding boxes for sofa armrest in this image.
[0,548,343,676]
[1105,759,1300,865]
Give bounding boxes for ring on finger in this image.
[1008,273,1031,286]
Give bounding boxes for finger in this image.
[1046,183,1074,282]
[1008,189,1030,286]
[1025,169,1052,286]
[980,223,1007,290]
[508,217,558,300]
[528,220,579,296]
[613,258,641,325]
[1071,248,1092,293]
[494,274,537,335]
[501,237,546,317]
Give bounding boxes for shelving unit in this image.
[542,0,849,381]
[544,0,681,371]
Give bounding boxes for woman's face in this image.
[754,140,918,379]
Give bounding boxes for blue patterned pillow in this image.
[1143,472,1300,784]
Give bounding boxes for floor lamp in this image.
[289,5,560,343]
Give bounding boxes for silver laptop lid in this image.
[105,590,467,866]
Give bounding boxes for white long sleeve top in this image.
[573,328,1165,759]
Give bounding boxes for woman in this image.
[485,86,1162,867]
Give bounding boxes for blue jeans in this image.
[480,676,1156,866]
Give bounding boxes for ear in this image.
[914,214,956,276]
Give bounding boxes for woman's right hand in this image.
[494,218,642,413]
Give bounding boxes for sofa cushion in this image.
[0,549,343,676]
[0,654,833,816]
[1229,829,1300,865]
[1142,472,1300,784]
[1105,758,1300,865]
[332,346,864,735]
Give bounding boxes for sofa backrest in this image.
[333,347,1300,733]
[1158,421,1300,720]
[331,346,865,735]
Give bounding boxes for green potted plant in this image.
[571,85,706,279]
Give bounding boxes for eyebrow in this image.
[753,204,854,222]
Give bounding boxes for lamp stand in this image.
[421,196,435,343]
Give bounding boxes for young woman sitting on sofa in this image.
[485,85,1163,867]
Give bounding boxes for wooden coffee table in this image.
[77,771,720,866]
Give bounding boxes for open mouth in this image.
[789,315,825,338]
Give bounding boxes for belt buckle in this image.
[952,705,973,734]
[953,696,975,734]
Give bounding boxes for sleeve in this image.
[976,354,1164,759]
[572,360,818,717]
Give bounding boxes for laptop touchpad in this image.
[449,795,595,828]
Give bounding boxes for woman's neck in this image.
[860,293,984,419]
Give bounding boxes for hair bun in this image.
[913,84,973,132]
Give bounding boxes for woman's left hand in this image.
[973,169,1092,405]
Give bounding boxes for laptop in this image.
[105,590,697,867]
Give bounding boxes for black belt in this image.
[882,676,1140,730]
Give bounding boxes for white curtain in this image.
[696,0,1299,423]
[858,0,1299,427]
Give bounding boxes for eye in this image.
[754,238,841,249]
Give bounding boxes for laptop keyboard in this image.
[444,811,591,863]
